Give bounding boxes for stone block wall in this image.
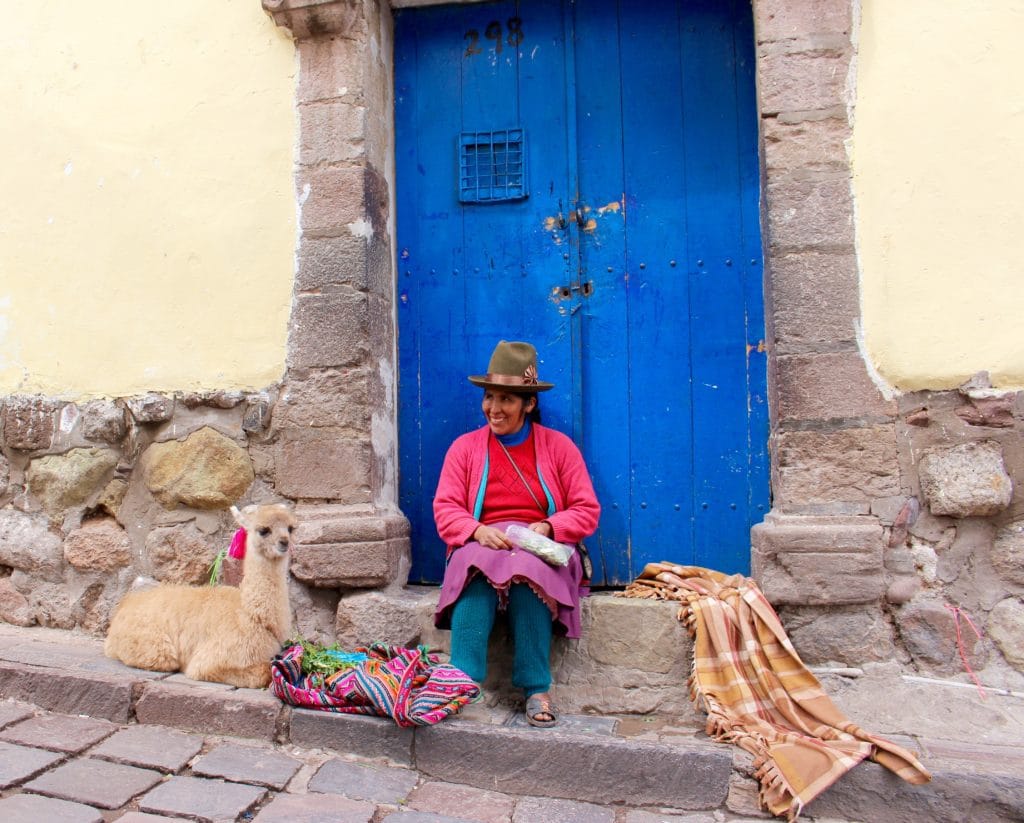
[751,0,904,674]
[752,0,1023,688]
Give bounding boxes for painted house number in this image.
[464,18,525,57]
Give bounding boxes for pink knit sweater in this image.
[433,424,601,549]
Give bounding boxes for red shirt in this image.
[481,430,548,525]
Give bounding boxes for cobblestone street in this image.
[0,697,755,823]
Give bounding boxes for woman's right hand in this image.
[472,524,512,550]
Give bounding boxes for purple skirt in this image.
[434,521,587,639]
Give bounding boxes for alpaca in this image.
[104,503,295,688]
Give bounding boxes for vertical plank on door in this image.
[618,0,698,572]
[397,6,468,583]
[573,0,633,584]
[681,0,753,573]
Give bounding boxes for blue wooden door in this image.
[396,0,768,585]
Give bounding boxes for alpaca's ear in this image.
[230,505,254,529]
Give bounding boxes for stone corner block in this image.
[275,430,372,501]
[335,587,430,647]
[755,0,852,45]
[135,681,282,741]
[263,0,368,40]
[292,507,410,587]
[776,351,897,422]
[752,512,884,605]
[774,425,900,508]
[918,440,1013,518]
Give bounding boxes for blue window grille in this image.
[458,129,528,203]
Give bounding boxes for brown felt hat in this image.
[468,340,554,392]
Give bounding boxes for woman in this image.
[433,340,600,727]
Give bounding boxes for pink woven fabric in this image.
[271,643,480,728]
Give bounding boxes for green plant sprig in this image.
[286,636,367,677]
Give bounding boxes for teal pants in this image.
[449,575,552,698]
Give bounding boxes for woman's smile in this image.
[482,389,534,436]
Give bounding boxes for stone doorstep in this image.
[416,589,700,717]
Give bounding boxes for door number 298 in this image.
[464,18,524,57]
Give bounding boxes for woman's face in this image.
[482,389,535,436]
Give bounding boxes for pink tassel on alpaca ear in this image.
[228,527,247,559]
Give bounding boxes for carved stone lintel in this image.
[262,0,364,39]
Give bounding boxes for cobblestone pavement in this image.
[0,698,771,823]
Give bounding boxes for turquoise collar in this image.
[496,420,531,447]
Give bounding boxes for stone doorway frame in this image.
[262,0,890,611]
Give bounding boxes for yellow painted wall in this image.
[853,0,1024,391]
[0,0,296,399]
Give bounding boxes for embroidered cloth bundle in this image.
[619,563,931,820]
[271,642,479,727]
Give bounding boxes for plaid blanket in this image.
[620,563,931,820]
[271,643,479,728]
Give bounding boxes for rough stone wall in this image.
[883,385,1024,682]
[763,385,1024,686]
[0,392,272,633]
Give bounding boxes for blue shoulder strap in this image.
[472,450,489,521]
[536,467,556,516]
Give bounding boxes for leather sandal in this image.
[525,694,558,728]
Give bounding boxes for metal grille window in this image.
[458,130,528,203]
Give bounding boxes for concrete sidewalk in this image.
[0,623,1020,822]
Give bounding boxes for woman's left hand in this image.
[527,521,553,538]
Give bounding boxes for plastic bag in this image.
[505,524,574,567]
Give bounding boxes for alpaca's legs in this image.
[105,628,180,672]
[185,658,271,689]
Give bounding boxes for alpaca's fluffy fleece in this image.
[104,504,295,688]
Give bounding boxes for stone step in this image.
[292,708,733,811]
[0,625,1021,821]
[366,587,700,717]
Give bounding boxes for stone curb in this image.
[414,719,732,809]
[0,661,135,723]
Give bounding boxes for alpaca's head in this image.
[232,504,296,561]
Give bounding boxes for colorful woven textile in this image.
[620,564,931,820]
[271,643,480,728]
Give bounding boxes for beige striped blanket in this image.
[620,563,931,820]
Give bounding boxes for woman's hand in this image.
[528,521,553,538]
[473,524,513,550]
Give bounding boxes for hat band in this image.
[482,373,539,387]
